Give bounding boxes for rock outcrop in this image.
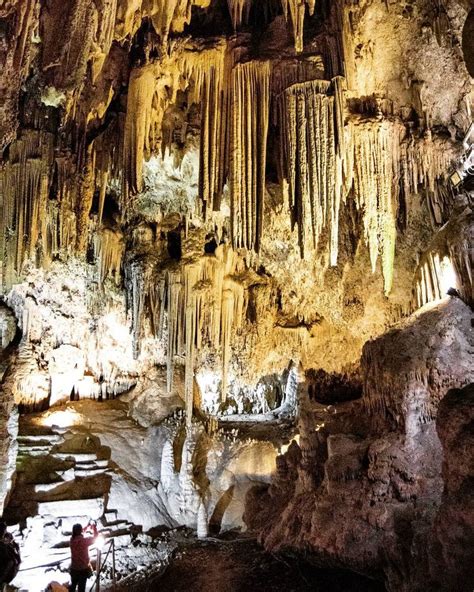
[245,297,474,591]
[430,383,474,590]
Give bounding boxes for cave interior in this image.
[0,0,473,591]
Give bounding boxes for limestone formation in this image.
[245,298,474,592]
[0,0,472,589]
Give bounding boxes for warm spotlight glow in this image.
[415,253,459,309]
[439,256,457,295]
[95,534,106,550]
[40,408,80,428]
[279,435,300,455]
[196,370,221,414]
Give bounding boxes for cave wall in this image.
[0,0,471,417]
[244,297,474,591]
[0,0,473,584]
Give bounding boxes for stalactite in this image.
[76,147,95,252]
[166,270,183,393]
[400,131,455,226]
[123,64,157,199]
[94,228,124,286]
[280,80,452,295]
[124,259,154,358]
[90,0,117,82]
[230,60,271,252]
[148,277,166,339]
[148,0,213,43]
[159,246,246,420]
[97,170,108,225]
[183,260,202,425]
[281,78,346,262]
[272,58,325,186]
[56,157,79,259]
[280,0,315,53]
[413,207,473,309]
[182,42,232,217]
[122,41,230,213]
[0,0,37,149]
[0,131,54,293]
[226,0,252,29]
[350,119,402,295]
[220,277,245,401]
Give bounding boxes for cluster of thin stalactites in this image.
[0,11,458,421]
[124,244,246,423]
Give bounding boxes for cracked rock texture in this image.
[244,297,474,591]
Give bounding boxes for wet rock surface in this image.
[430,382,474,590]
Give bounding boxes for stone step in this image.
[102,520,133,533]
[102,509,118,525]
[34,482,66,493]
[18,434,62,443]
[18,445,53,456]
[76,459,109,469]
[56,468,76,481]
[37,497,104,519]
[20,548,71,570]
[74,467,108,478]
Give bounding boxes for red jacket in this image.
[70,535,95,570]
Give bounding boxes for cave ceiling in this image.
[0,0,473,414]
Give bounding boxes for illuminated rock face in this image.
[0,0,472,589]
[245,298,474,591]
[0,0,471,415]
[4,399,279,590]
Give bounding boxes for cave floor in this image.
[145,537,386,592]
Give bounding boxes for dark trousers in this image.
[70,568,89,592]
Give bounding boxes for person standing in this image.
[69,521,98,592]
[0,522,21,591]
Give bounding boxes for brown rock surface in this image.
[244,298,473,591]
[429,383,474,590]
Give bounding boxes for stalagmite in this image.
[197,501,209,538]
[230,61,271,252]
